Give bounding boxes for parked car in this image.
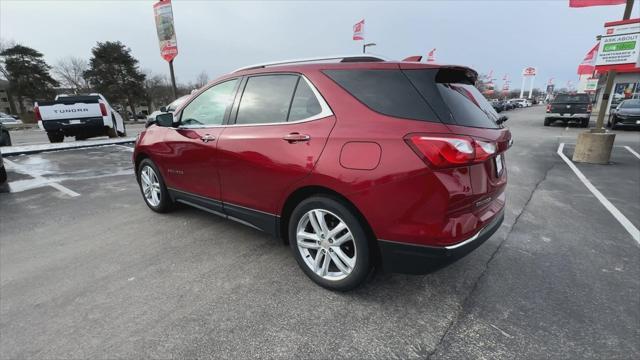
[133,55,511,291]
[608,99,640,130]
[490,100,504,113]
[0,112,22,125]
[35,93,126,143]
[146,95,190,127]
[0,123,11,146]
[544,93,591,127]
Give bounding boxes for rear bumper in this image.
[545,113,590,120]
[42,117,105,136]
[377,210,504,274]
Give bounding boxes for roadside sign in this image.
[585,78,598,92]
[595,18,639,68]
[153,0,178,62]
[522,67,536,76]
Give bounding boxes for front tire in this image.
[138,159,173,213]
[289,196,371,291]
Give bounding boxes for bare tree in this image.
[53,56,90,93]
[195,70,209,89]
[143,71,173,111]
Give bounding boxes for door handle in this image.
[282,133,310,143]
[200,134,215,143]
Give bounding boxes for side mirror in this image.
[156,113,176,127]
[159,106,167,113]
[496,115,509,125]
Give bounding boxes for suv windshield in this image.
[554,94,590,103]
[620,99,640,108]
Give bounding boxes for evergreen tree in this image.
[0,44,59,114]
[84,41,146,120]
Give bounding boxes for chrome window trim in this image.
[176,74,333,130]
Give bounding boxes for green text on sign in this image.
[603,41,636,52]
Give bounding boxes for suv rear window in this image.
[324,68,499,129]
[323,69,438,122]
[553,94,590,103]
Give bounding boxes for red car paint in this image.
[134,60,510,265]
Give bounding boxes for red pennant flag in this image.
[427,48,436,62]
[569,0,626,7]
[577,42,599,75]
[353,19,365,41]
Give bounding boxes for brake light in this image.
[99,102,107,116]
[546,104,551,113]
[405,134,498,168]
[34,106,41,121]
[587,104,592,112]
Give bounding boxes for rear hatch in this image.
[37,95,104,121]
[550,94,591,114]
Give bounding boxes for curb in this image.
[1,138,136,156]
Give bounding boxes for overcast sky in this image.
[1,0,636,90]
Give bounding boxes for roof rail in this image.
[233,54,388,72]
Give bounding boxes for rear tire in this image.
[288,196,371,291]
[106,126,118,138]
[543,118,551,126]
[138,159,173,213]
[0,130,11,146]
[47,132,64,143]
[581,119,589,128]
[117,121,127,137]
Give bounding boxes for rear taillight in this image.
[587,104,592,112]
[99,102,107,116]
[405,134,498,168]
[546,104,551,113]
[34,106,42,121]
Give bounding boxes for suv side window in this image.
[288,79,322,122]
[180,79,238,126]
[236,75,298,125]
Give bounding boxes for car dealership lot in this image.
[1,107,638,359]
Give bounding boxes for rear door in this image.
[217,73,335,231]
[159,79,239,210]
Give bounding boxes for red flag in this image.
[427,48,436,62]
[577,42,599,75]
[353,19,365,41]
[569,0,626,7]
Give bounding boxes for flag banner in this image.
[427,48,436,62]
[154,0,178,62]
[353,19,365,41]
[569,0,626,7]
[577,42,599,75]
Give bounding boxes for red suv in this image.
[133,56,511,291]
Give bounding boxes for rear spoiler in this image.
[399,63,478,84]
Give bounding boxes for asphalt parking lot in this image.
[1,107,639,359]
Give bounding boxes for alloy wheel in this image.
[140,165,161,207]
[296,209,357,281]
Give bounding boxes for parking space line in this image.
[114,144,134,152]
[557,143,639,245]
[623,146,640,160]
[2,158,80,197]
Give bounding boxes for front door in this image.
[161,78,239,208]
[217,74,335,232]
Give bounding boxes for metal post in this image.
[528,76,535,99]
[519,77,526,98]
[623,0,634,19]
[362,43,366,54]
[169,59,177,99]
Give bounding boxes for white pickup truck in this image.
[34,94,126,143]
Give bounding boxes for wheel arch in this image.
[134,152,150,182]
[279,185,381,267]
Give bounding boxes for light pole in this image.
[363,42,376,54]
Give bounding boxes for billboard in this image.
[522,67,537,76]
[595,19,639,68]
[154,0,178,62]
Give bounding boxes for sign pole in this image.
[169,59,177,99]
[519,77,526,98]
[528,76,535,99]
